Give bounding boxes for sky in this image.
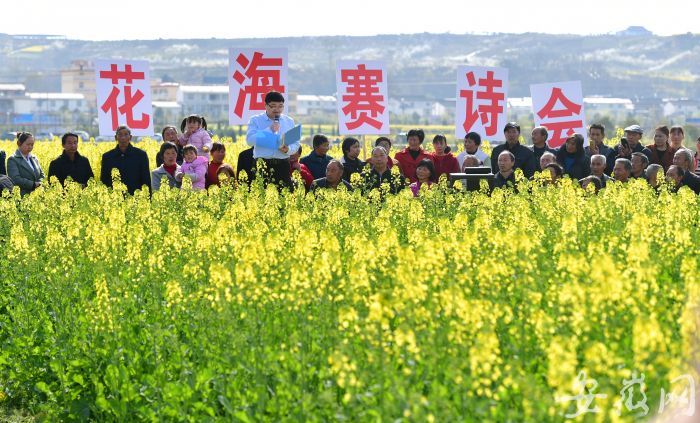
[8,0,696,40]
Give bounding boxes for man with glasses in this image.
[246,90,300,188]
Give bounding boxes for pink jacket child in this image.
[179,128,213,159]
[176,156,208,190]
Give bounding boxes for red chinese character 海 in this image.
[232,52,285,118]
[340,64,385,130]
[537,87,583,146]
[99,64,150,130]
[459,71,505,137]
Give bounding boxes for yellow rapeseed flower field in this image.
[0,137,698,421]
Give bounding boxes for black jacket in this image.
[681,171,700,194]
[556,147,590,180]
[310,177,353,192]
[300,151,333,180]
[340,156,366,183]
[361,168,405,194]
[236,147,255,183]
[100,144,151,194]
[491,142,536,178]
[0,150,5,175]
[48,151,94,186]
[493,171,516,189]
[607,142,644,174]
[529,144,556,172]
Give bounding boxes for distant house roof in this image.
[26,92,84,100]
[296,95,336,102]
[153,101,181,109]
[0,84,26,91]
[179,85,228,94]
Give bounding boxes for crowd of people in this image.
[1,90,699,198]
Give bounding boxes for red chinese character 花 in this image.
[99,64,150,130]
[340,64,385,130]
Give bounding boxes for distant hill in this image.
[1,31,698,99]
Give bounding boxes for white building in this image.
[507,96,634,121]
[294,94,336,115]
[14,93,89,114]
[388,97,448,120]
[177,85,228,121]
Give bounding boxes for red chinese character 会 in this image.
[537,87,583,146]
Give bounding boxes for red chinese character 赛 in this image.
[340,64,385,130]
[232,52,285,118]
[460,71,505,137]
[99,64,150,130]
[537,87,583,147]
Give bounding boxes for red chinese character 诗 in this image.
[460,71,505,137]
[537,87,583,146]
[340,64,385,130]
[232,52,285,118]
[99,64,150,130]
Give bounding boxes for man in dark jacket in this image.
[585,124,613,171]
[300,134,333,180]
[491,122,536,178]
[493,151,517,189]
[607,124,645,172]
[310,160,352,192]
[0,150,6,175]
[361,146,404,194]
[528,126,555,172]
[672,149,700,194]
[48,132,94,186]
[589,154,613,188]
[236,147,255,183]
[100,126,150,194]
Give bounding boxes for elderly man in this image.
[589,154,613,188]
[310,159,352,191]
[672,148,700,193]
[539,151,557,171]
[361,146,405,194]
[490,122,536,178]
[645,164,663,188]
[528,126,555,172]
[613,158,632,183]
[666,165,685,192]
[493,151,516,189]
[630,152,649,180]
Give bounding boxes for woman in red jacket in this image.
[394,128,430,183]
[430,134,459,180]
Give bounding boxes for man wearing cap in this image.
[490,122,536,178]
[608,125,645,172]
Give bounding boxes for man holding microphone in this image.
[246,91,300,188]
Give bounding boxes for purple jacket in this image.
[177,156,208,190]
[179,128,213,159]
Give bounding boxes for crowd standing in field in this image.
[2,91,700,198]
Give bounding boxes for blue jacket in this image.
[300,151,333,180]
